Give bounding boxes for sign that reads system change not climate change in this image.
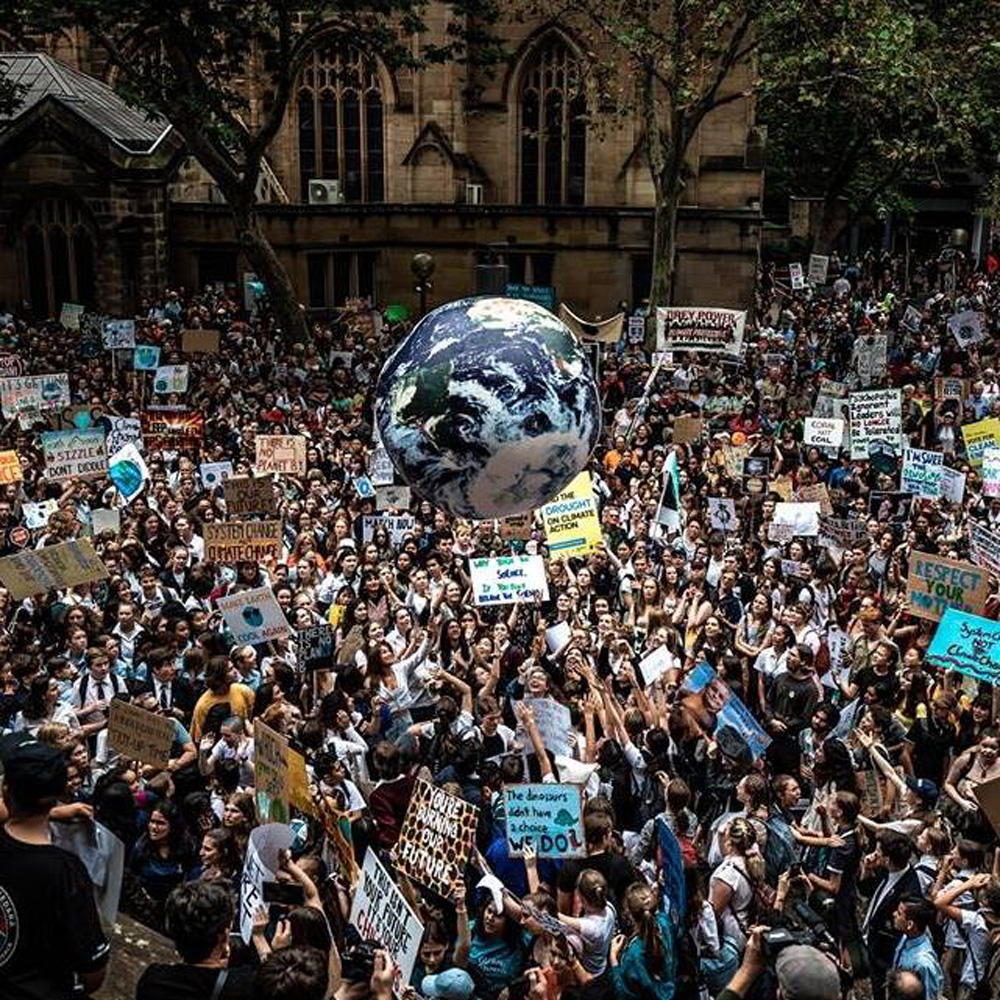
[203,521,282,564]
[927,608,1000,684]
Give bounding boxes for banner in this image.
[254,719,289,824]
[926,608,1000,684]
[153,365,190,395]
[108,443,149,504]
[541,471,601,557]
[905,551,990,621]
[141,408,203,450]
[961,417,1000,470]
[133,345,161,371]
[679,663,770,758]
[470,555,549,606]
[947,310,985,348]
[107,699,175,767]
[204,521,282,564]
[391,779,479,896]
[181,329,221,353]
[655,307,746,354]
[226,476,277,515]
[849,389,901,460]
[900,447,944,499]
[39,429,106,482]
[0,538,109,599]
[557,303,624,345]
[504,784,585,858]
[803,418,844,450]
[0,450,23,484]
[0,373,70,418]
[349,848,424,982]
[256,435,307,475]
[970,520,1000,576]
[217,586,292,644]
[101,319,135,349]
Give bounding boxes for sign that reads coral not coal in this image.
[504,783,585,859]
[470,555,550,606]
[905,551,990,622]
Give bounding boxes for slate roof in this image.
[0,52,172,154]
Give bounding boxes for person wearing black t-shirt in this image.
[556,809,639,913]
[0,732,110,1000]
[136,881,254,1000]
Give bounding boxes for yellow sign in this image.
[0,450,23,484]
[0,538,109,599]
[962,417,1000,470]
[541,471,601,558]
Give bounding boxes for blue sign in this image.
[134,345,161,371]
[504,783,585,858]
[505,283,556,312]
[926,608,1000,684]
[681,663,771,759]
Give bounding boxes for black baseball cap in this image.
[0,732,68,805]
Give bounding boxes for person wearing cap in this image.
[421,967,476,1000]
[0,732,110,997]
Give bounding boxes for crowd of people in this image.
[2,244,1000,1000]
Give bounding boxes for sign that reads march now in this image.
[541,471,601,558]
[927,608,1000,684]
[470,555,549,606]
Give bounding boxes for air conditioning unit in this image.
[465,183,484,205]
[308,179,344,205]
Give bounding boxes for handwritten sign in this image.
[181,329,221,353]
[499,512,534,541]
[204,521,282,564]
[970,521,1000,576]
[470,555,549,606]
[504,784,585,858]
[926,608,1000,684]
[153,365,189,394]
[254,719,289,824]
[905,551,990,622]
[901,447,944,500]
[361,515,417,546]
[0,373,70,419]
[218,586,292,645]
[0,538,109,599]
[0,450,23,484]
[107,700,174,767]
[256,435,307,475]
[850,389,901,460]
[225,476,277,516]
[41,429,107,481]
[298,624,334,669]
[804,418,845,450]
[523,697,573,758]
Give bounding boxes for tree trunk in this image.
[645,176,681,351]
[231,206,310,344]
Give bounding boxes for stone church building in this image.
[0,14,764,320]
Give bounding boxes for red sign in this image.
[8,526,29,548]
[140,408,204,451]
[0,355,23,378]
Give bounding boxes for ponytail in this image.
[624,884,666,978]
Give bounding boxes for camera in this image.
[341,940,379,985]
[762,901,840,963]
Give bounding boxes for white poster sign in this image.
[470,555,550,606]
[849,389,902,460]
[218,586,293,645]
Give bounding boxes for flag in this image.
[656,451,682,531]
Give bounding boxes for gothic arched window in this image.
[297,43,385,203]
[519,38,586,206]
[20,198,97,317]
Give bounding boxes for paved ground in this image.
[94,914,176,1000]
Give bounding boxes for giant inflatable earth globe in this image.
[374,296,601,520]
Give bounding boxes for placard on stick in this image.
[108,700,175,767]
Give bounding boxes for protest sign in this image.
[655,307,746,354]
[545,622,572,657]
[204,521,282,563]
[133,345,161,371]
[107,699,175,767]
[153,365,190,394]
[0,538,108,599]
[900,447,944,499]
[970,521,1000,576]
[391,779,479,896]
[673,415,703,444]
[961,417,1000,470]
[935,377,967,401]
[254,719,290,824]
[59,302,85,329]
[680,663,770,758]
[853,334,888,384]
[361,515,417,546]
[504,784,585,858]
[256,435,307,475]
[50,819,125,926]
[470,555,549,606]
[948,310,985,348]
[218,586,292,645]
[973,774,1000,838]
[22,500,58,530]
[902,303,923,333]
[541,471,601,557]
[558,303,624,345]
[869,491,913,523]
[803,418,844,450]
[723,445,748,479]
[0,373,70,418]
[90,508,121,536]
[808,254,830,284]
[298,624,334,669]
[942,466,967,504]
[926,608,1000,684]
[796,483,833,516]
[639,644,679,687]
[200,461,233,490]
[370,447,395,486]
[141,407,203,450]
[986,450,1000,498]
[743,456,770,478]
[849,389,902,460]
[103,415,142,455]
[40,429,107,481]
[286,748,316,818]
[350,848,424,982]
[905,552,990,622]
[708,497,738,532]
[239,824,294,944]
[226,475,277,515]
[628,315,646,345]
[108,443,149,503]
[789,262,805,290]
[819,516,869,550]
[523,697,573,757]
[101,319,135,349]
[181,329,221,353]
[499,511,534,541]
[375,485,411,510]
[0,450,22,484]
[773,502,820,537]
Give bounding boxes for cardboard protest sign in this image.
[254,719,290,824]
[107,699,175,767]
[204,521,282,564]
[522,697,573,758]
[970,521,1000,576]
[217,586,292,645]
[773,502,820,537]
[926,608,1000,684]
[673,416,703,444]
[499,511,534,540]
[391,779,479,896]
[973,774,1000,838]
[181,329,221,353]
[133,345,161,371]
[679,663,770,758]
[935,377,967,401]
[655,307,746,354]
[541,471,601,557]
[350,848,424,982]
[102,319,136,349]
[256,435,307,475]
[803,418,844,450]
[504,784,585,858]
[0,373,70,419]
[0,538,109,599]
[0,450,23,484]
[108,443,149,504]
[470,555,549,606]
[225,475,277,515]
[849,389,901,460]
[796,483,833,516]
[200,461,233,490]
[808,254,829,284]
[141,408,203,450]
[905,552,990,622]
[239,824,294,943]
[153,365,190,394]
[900,447,944,500]
[40,429,107,481]
[298,624,334,669]
[961,417,1000,470]
[948,310,985,348]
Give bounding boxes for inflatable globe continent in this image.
[374,297,601,519]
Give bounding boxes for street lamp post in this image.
[411,252,436,317]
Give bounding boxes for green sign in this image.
[505,284,557,311]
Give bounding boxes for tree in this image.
[758,0,1000,249]
[1,1,501,340]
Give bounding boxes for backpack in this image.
[78,671,123,705]
[763,815,799,884]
